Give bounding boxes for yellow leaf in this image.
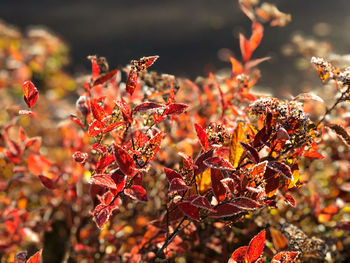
[196,168,211,193]
[229,122,247,167]
[288,169,300,189]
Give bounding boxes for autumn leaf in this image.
[194,123,209,151]
[124,185,148,202]
[126,69,138,96]
[211,168,227,202]
[22,81,39,108]
[246,229,265,262]
[267,161,293,180]
[231,197,260,211]
[113,145,135,176]
[204,157,235,171]
[27,249,42,263]
[229,122,247,167]
[177,202,200,221]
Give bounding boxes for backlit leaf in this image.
[93,68,118,86]
[124,185,148,202]
[229,122,247,167]
[163,103,188,116]
[270,227,288,250]
[126,69,138,95]
[228,246,248,263]
[194,123,209,151]
[246,229,265,262]
[22,81,39,108]
[27,249,42,263]
[88,120,105,137]
[113,145,135,176]
[90,98,107,122]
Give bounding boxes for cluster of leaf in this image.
[1,1,350,263]
[0,20,74,96]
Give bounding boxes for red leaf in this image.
[239,142,260,163]
[163,103,188,116]
[27,154,51,176]
[90,58,100,78]
[231,197,260,210]
[204,157,235,171]
[271,251,300,263]
[133,102,165,112]
[110,170,127,194]
[27,249,42,263]
[72,151,88,163]
[103,121,126,134]
[267,161,292,180]
[191,195,212,210]
[208,203,243,218]
[22,81,39,108]
[169,178,191,192]
[88,120,105,137]
[153,112,166,124]
[90,98,107,122]
[230,57,243,76]
[246,229,265,263]
[25,136,42,151]
[115,99,132,123]
[39,175,56,190]
[228,246,248,263]
[93,202,119,228]
[141,55,159,69]
[93,68,118,86]
[113,145,135,176]
[124,185,148,202]
[70,115,84,128]
[194,123,209,151]
[177,202,200,221]
[126,69,138,95]
[178,152,196,170]
[92,143,108,154]
[164,168,183,183]
[95,154,114,173]
[240,33,251,62]
[284,193,296,208]
[89,174,125,192]
[250,22,264,53]
[166,84,176,105]
[194,149,214,175]
[211,168,227,202]
[146,131,163,156]
[19,127,26,142]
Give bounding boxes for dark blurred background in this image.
[1,0,350,95]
